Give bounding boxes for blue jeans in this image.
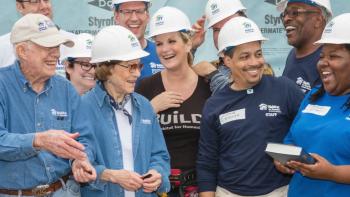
[0,179,80,197]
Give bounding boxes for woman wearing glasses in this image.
[60,33,96,95]
[136,7,211,196]
[79,25,170,197]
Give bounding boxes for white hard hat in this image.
[112,0,150,5]
[148,6,192,38]
[315,13,350,44]
[205,0,246,30]
[218,17,268,54]
[90,25,149,63]
[60,33,94,62]
[277,0,332,17]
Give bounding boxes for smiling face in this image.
[224,41,265,90]
[66,57,96,95]
[317,44,350,96]
[114,1,149,42]
[281,2,323,49]
[16,0,53,19]
[17,41,59,81]
[105,59,141,100]
[153,32,192,70]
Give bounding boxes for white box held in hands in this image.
[265,143,316,165]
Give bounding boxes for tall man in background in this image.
[112,0,164,81]
[278,0,332,93]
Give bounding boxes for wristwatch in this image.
[205,69,219,82]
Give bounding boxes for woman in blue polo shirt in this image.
[275,13,350,196]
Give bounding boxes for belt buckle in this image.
[32,184,51,197]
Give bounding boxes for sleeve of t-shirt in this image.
[197,101,219,192]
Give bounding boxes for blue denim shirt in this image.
[80,82,170,197]
[0,61,94,189]
[210,62,231,94]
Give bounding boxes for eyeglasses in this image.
[73,61,96,71]
[117,62,144,72]
[280,9,319,19]
[19,0,50,3]
[118,8,148,18]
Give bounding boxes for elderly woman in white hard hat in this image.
[275,13,350,196]
[79,25,170,197]
[197,17,304,196]
[60,33,96,95]
[135,6,211,197]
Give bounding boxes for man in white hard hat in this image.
[197,16,304,197]
[0,14,96,196]
[278,0,332,93]
[190,0,247,94]
[112,0,164,82]
[0,0,75,78]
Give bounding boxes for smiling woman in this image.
[276,13,350,197]
[60,33,96,95]
[79,25,170,197]
[136,6,211,197]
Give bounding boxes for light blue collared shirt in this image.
[0,61,94,190]
[80,82,170,197]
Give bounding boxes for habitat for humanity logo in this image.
[324,21,335,33]
[86,39,93,49]
[264,0,283,6]
[210,3,219,15]
[38,20,55,31]
[259,103,281,117]
[128,34,139,47]
[243,22,254,33]
[88,0,113,11]
[155,15,164,26]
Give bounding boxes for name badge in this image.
[219,109,245,125]
[302,104,330,116]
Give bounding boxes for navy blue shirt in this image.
[282,47,322,93]
[197,76,304,195]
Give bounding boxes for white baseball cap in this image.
[205,0,246,30]
[60,33,94,62]
[10,13,73,47]
[315,13,350,44]
[218,17,267,54]
[148,6,192,38]
[277,0,332,17]
[90,25,149,63]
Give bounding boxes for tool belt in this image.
[0,174,69,197]
[170,169,198,197]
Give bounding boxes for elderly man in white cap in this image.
[277,0,332,93]
[190,0,247,94]
[0,0,74,78]
[112,0,164,82]
[0,13,96,197]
